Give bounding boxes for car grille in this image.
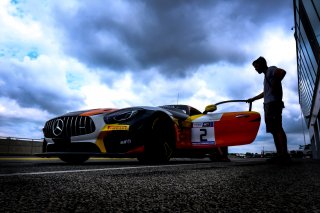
[43,116,96,138]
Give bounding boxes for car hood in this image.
[56,105,189,120]
[60,106,161,117]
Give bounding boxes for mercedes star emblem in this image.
[52,119,64,136]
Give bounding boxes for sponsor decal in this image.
[120,139,132,145]
[193,122,203,128]
[104,124,130,131]
[192,122,213,128]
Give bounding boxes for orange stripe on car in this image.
[80,108,117,116]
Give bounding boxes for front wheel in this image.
[140,114,175,163]
[59,155,90,164]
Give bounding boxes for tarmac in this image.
[0,157,320,212]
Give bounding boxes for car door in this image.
[213,111,260,146]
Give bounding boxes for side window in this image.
[189,107,201,116]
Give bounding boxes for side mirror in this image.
[203,104,217,114]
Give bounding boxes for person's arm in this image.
[271,68,286,94]
[247,92,264,102]
[274,68,286,81]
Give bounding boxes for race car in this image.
[36,100,260,164]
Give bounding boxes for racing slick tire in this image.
[59,155,90,164]
[139,114,175,164]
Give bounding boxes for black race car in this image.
[37,101,260,163]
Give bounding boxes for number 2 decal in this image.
[191,122,215,144]
[200,128,207,141]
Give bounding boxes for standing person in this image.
[247,56,290,163]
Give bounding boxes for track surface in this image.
[1,157,320,212]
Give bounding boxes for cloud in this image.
[49,0,293,77]
[0,97,51,138]
[0,56,84,115]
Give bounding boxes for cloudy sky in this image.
[0,0,309,153]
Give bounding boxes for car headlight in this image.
[104,108,143,123]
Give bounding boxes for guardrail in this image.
[0,136,42,141]
[0,136,43,155]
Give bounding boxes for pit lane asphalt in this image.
[1,157,320,212]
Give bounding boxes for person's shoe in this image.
[210,157,231,162]
[266,155,291,165]
[219,157,231,162]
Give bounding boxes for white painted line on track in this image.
[0,163,213,177]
